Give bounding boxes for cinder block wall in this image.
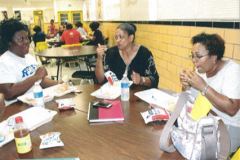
[84,22,239,93]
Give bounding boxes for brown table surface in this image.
[0,84,230,160]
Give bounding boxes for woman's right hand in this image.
[180,70,190,90]
[96,44,107,60]
[35,66,48,80]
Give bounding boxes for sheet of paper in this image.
[134,88,179,112]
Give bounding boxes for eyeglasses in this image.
[189,54,209,60]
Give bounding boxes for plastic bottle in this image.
[33,82,45,108]
[57,33,60,41]
[121,74,130,101]
[14,116,32,155]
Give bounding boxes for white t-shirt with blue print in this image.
[0,50,40,106]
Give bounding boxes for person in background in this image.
[63,22,68,31]
[75,21,87,38]
[82,24,88,35]
[0,18,59,106]
[32,25,53,47]
[32,25,54,64]
[95,23,159,88]
[57,25,64,37]
[50,19,55,34]
[60,23,82,45]
[180,33,240,156]
[86,22,104,45]
[0,93,5,116]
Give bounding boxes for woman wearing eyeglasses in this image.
[180,32,240,156]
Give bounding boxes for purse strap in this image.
[159,91,189,153]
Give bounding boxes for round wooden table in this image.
[0,84,231,160]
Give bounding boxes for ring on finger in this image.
[187,78,191,83]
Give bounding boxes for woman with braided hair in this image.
[0,18,58,106]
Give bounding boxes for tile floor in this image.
[29,42,93,85]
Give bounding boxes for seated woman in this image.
[0,93,5,116]
[0,18,59,106]
[57,25,64,37]
[86,22,104,46]
[33,25,54,47]
[95,23,159,88]
[180,33,240,155]
[33,25,54,64]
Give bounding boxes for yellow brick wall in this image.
[84,22,240,93]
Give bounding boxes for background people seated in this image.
[180,33,240,155]
[57,25,64,37]
[75,21,87,38]
[0,18,59,106]
[95,23,159,88]
[32,25,54,64]
[33,25,53,47]
[60,23,82,45]
[86,22,104,45]
[63,22,67,31]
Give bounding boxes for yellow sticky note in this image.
[190,93,212,121]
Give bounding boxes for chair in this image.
[71,54,97,85]
[36,42,49,52]
[72,43,82,47]
[71,70,95,85]
[61,44,73,47]
[60,44,81,70]
[35,42,49,64]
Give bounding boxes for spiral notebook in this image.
[88,100,124,123]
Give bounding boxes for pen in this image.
[152,96,157,101]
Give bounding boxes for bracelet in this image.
[140,77,145,85]
[201,84,209,96]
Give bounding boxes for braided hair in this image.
[0,18,28,55]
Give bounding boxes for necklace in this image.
[207,60,222,78]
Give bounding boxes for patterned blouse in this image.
[102,45,159,88]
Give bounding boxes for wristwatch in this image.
[141,77,145,85]
[201,84,209,96]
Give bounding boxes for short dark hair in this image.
[89,22,98,31]
[66,23,73,29]
[116,23,137,42]
[33,25,41,33]
[75,22,83,28]
[0,18,28,55]
[191,32,225,60]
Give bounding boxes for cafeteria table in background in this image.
[0,84,231,160]
[35,45,97,80]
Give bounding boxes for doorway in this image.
[33,10,44,32]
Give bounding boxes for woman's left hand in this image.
[131,71,141,84]
[187,71,206,92]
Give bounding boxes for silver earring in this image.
[213,61,215,64]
